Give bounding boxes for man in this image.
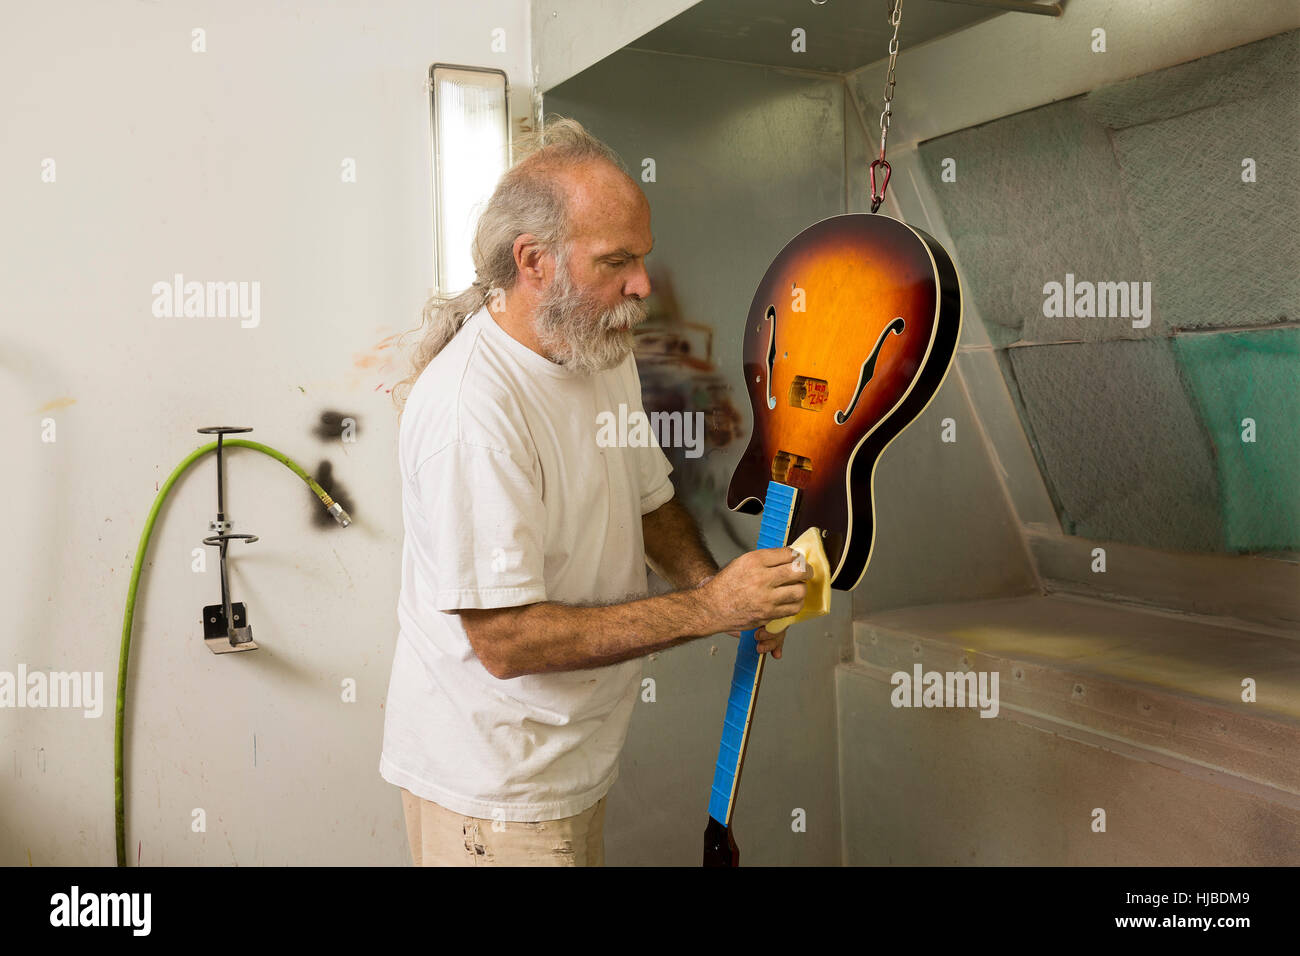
[381,117,810,866]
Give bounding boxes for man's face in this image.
[533,251,647,374]
[533,168,653,375]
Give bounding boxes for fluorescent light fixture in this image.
[428,63,510,295]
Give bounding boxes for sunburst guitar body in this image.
[703,213,963,866]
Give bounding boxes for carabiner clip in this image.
[869,158,892,213]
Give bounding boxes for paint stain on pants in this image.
[400,788,605,866]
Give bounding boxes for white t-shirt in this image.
[380,304,675,822]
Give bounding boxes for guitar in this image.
[703,212,962,866]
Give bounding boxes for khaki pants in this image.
[399,787,606,866]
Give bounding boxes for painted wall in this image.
[1,0,531,866]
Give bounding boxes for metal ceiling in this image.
[627,0,1060,75]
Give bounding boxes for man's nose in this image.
[624,264,651,300]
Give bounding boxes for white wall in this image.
[0,0,530,865]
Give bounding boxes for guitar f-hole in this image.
[834,317,905,425]
[763,305,777,410]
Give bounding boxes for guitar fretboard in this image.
[707,480,799,825]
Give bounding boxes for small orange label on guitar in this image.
[789,375,829,410]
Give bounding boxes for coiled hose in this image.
[115,439,349,866]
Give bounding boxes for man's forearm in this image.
[642,496,719,590]
[475,588,720,680]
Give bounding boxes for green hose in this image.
[115,439,348,866]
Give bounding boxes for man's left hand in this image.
[723,625,784,659]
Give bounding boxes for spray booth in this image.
[536,1,1300,865]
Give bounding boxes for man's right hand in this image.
[697,547,812,636]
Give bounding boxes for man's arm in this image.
[460,590,714,680]
[458,548,811,680]
[641,495,718,590]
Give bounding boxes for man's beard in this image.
[533,260,646,375]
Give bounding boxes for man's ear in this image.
[513,234,547,285]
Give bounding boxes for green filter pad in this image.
[1173,328,1300,553]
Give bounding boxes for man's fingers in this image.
[757,546,814,581]
[756,546,801,567]
[771,565,814,588]
[769,583,808,610]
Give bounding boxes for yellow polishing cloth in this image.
[764,526,831,634]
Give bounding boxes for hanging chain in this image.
[870,0,903,213]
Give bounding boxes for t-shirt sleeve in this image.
[639,429,675,515]
[624,356,675,515]
[410,440,547,611]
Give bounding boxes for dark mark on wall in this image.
[313,410,360,442]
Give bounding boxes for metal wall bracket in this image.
[202,602,258,654]
[197,425,260,654]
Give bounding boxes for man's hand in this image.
[695,579,787,658]
[695,548,812,660]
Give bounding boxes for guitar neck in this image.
[707,480,800,828]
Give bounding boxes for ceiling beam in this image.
[929,0,1064,16]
